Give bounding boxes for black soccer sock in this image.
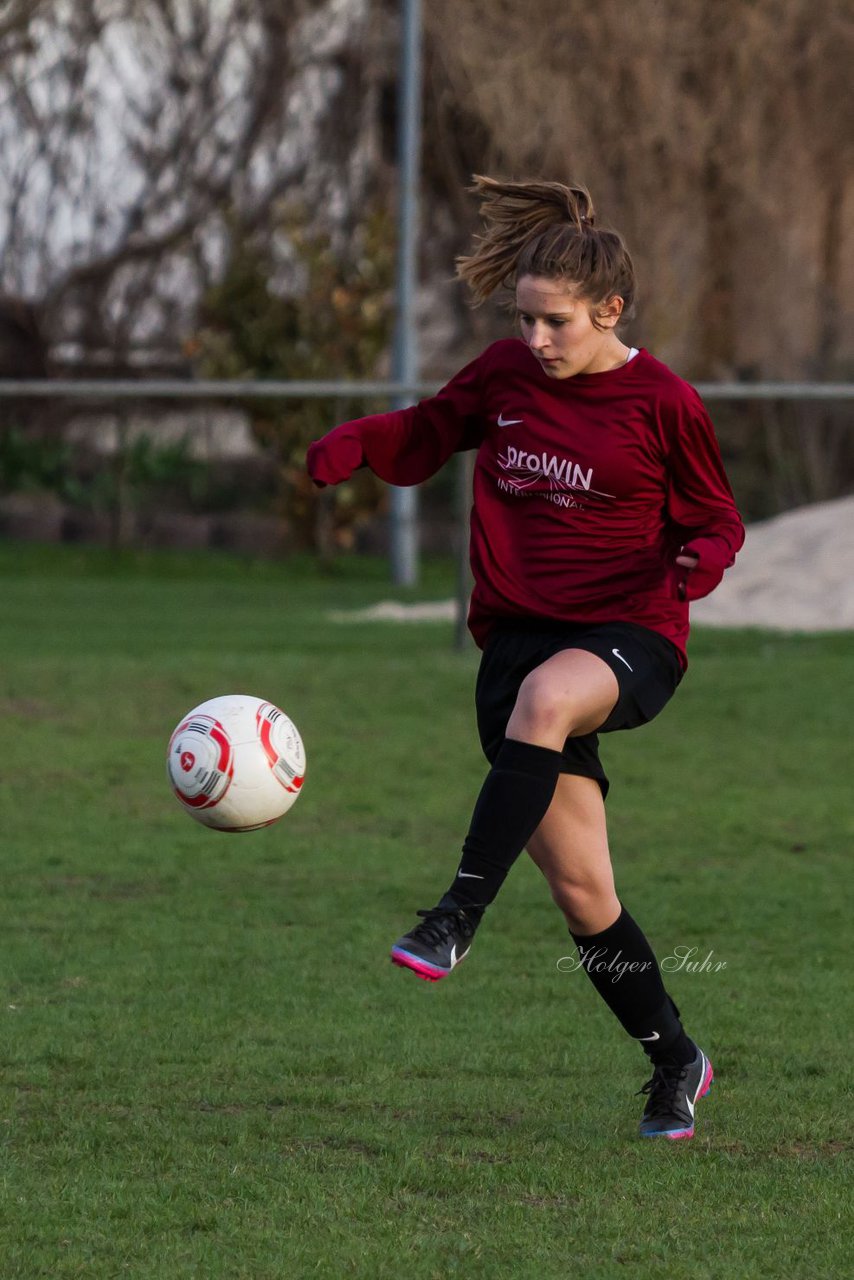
[569,906,695,1065]
[438,738,564,912]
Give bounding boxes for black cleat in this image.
[638,1045,714,1139]
[391,906,482,982]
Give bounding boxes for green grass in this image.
[0,542,850,1279]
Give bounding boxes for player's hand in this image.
[674,548,700,600]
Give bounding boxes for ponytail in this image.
[456,175,635,324]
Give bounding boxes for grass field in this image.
[0,543,850,1279]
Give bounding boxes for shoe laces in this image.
[410,907,478,947]
[638,1061,690,1118]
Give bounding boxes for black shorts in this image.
[475,618,684,798]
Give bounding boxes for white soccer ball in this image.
[167,694,306,832]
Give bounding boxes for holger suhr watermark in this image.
[556,945,727,982]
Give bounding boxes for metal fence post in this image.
[109,402,132,551]
[389,0,422,587]
[453,451,474,651]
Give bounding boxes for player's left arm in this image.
[665,391,745,601]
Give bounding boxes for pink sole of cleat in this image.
[390,950,449,982]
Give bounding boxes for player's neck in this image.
[583,338,632,375]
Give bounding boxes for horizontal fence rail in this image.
[0,380,423,399]
[0,380,853,400]
[1,376,851,649]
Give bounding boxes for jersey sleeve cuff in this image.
[306,429,364,486]
[679,536,731,600]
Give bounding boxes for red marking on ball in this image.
[209,722,231,772]
[180,751,196,773]
[258,716,278,768]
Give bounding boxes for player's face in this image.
[515,275,627,378]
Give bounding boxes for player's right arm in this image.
[306,353,484,489]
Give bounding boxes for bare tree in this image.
[422,0,854,381]
[0,0,385,371]
[2,0,849,387]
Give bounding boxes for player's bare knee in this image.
[509,671,576,741]
[553,880,617,933]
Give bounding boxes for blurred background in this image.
[0,0,852,567]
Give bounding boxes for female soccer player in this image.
[307,176,744,1140]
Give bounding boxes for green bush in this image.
[191,209,395,554]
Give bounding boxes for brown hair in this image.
[455,175,636,326]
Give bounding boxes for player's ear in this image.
[595,295,624,330]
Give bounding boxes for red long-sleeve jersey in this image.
[307,339,744,663]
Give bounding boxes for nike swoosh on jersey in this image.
[497,412,523,427]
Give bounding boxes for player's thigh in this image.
[507,647,620,743]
